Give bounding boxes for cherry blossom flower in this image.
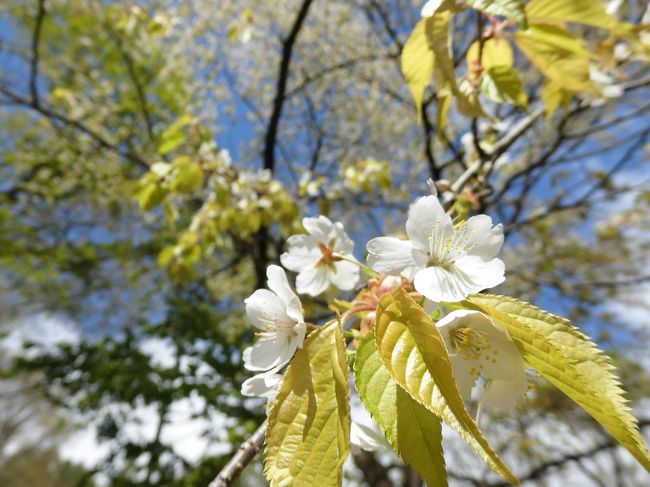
[366,195,505,302]
[243,265,306,373]
[280,216,359,296]
[436,309,527,411]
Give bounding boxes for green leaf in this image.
[465,0,527,27]
[467,38,515,72]
[401,12,456,122]
[402,19,435,122]
[265,322,350,487]
[437,94,452,136]
[425,12,457,97]
[527,0,621,31]
[541,81,573,119]
[375,289,518,484]
[170,157,204,193]
[515,24,596,93]
[456,79,486,118]
[355,332,447,487]
[480,66,528,108]
[135,179,167,211]
[158,114,192,155]
[464,294,650,474]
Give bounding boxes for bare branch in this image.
[0,85,150,169]
[263,0,315,172]
[29,0,46,107]
[210,422,266,487]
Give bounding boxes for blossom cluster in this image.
[241,193,528,450]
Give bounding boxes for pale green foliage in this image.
[374,289,518,484]
[355,333,448,487]
[480,66,528,108]
[465,294,650,473]
[515,24,596,93]
[526,0,621,31]
[265,322,350,486]
[401,19,435,121]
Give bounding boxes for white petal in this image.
[366,237,418,276]
[350,422,385,453]
[329,260,359,291]
[280,235,321,271]
[452,255,505,293]
[462,215,504,260]
[266,265,303,322]
[480,371,528,412]
[447,354,477,401]
[332,221,354,254]
[243,335,297,372]
[291,321,307,350]
[421,0,444,17]
[405,195,451,251]
[241,372,283,399]
[295,266,330,296]
[303,215,334,242]
[414,265,474,302]
[603,84,623,98]
[245,289,290,330]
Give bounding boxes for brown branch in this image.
[353,450,393,487]
[103,21,155,141]
[0,85,150,169]
[29,0,46,107]
[255,0,314,289]
[210,422,267,487]
[263,0,314,172]
[421,97,440,181]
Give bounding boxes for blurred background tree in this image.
[1,0,649,485]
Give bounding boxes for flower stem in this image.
[335,253,379,278]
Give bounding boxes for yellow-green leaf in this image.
[465,294,650,474]
[467,38,515,73]
[402,19,435,121]
[426,12,457,96]
[355,332,447,487]
[515,24,596,93]
[170,157,204,194]
[480,66,528,108]
[265,322,350,486]
[375,289,518,484]
[437,94,452,136]
[456,78,486,118]
[158,114,192,155]
[465,0,527,27]
[541,81,573,119]
[527,0,621,31]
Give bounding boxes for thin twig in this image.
[210,422,267,487]
[29,0,47,107]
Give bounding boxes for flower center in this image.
[427,222,478,267]
[449,326,501,379]
[316,239,341,269]
[259,310,296,335]
[449,326,490,359]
